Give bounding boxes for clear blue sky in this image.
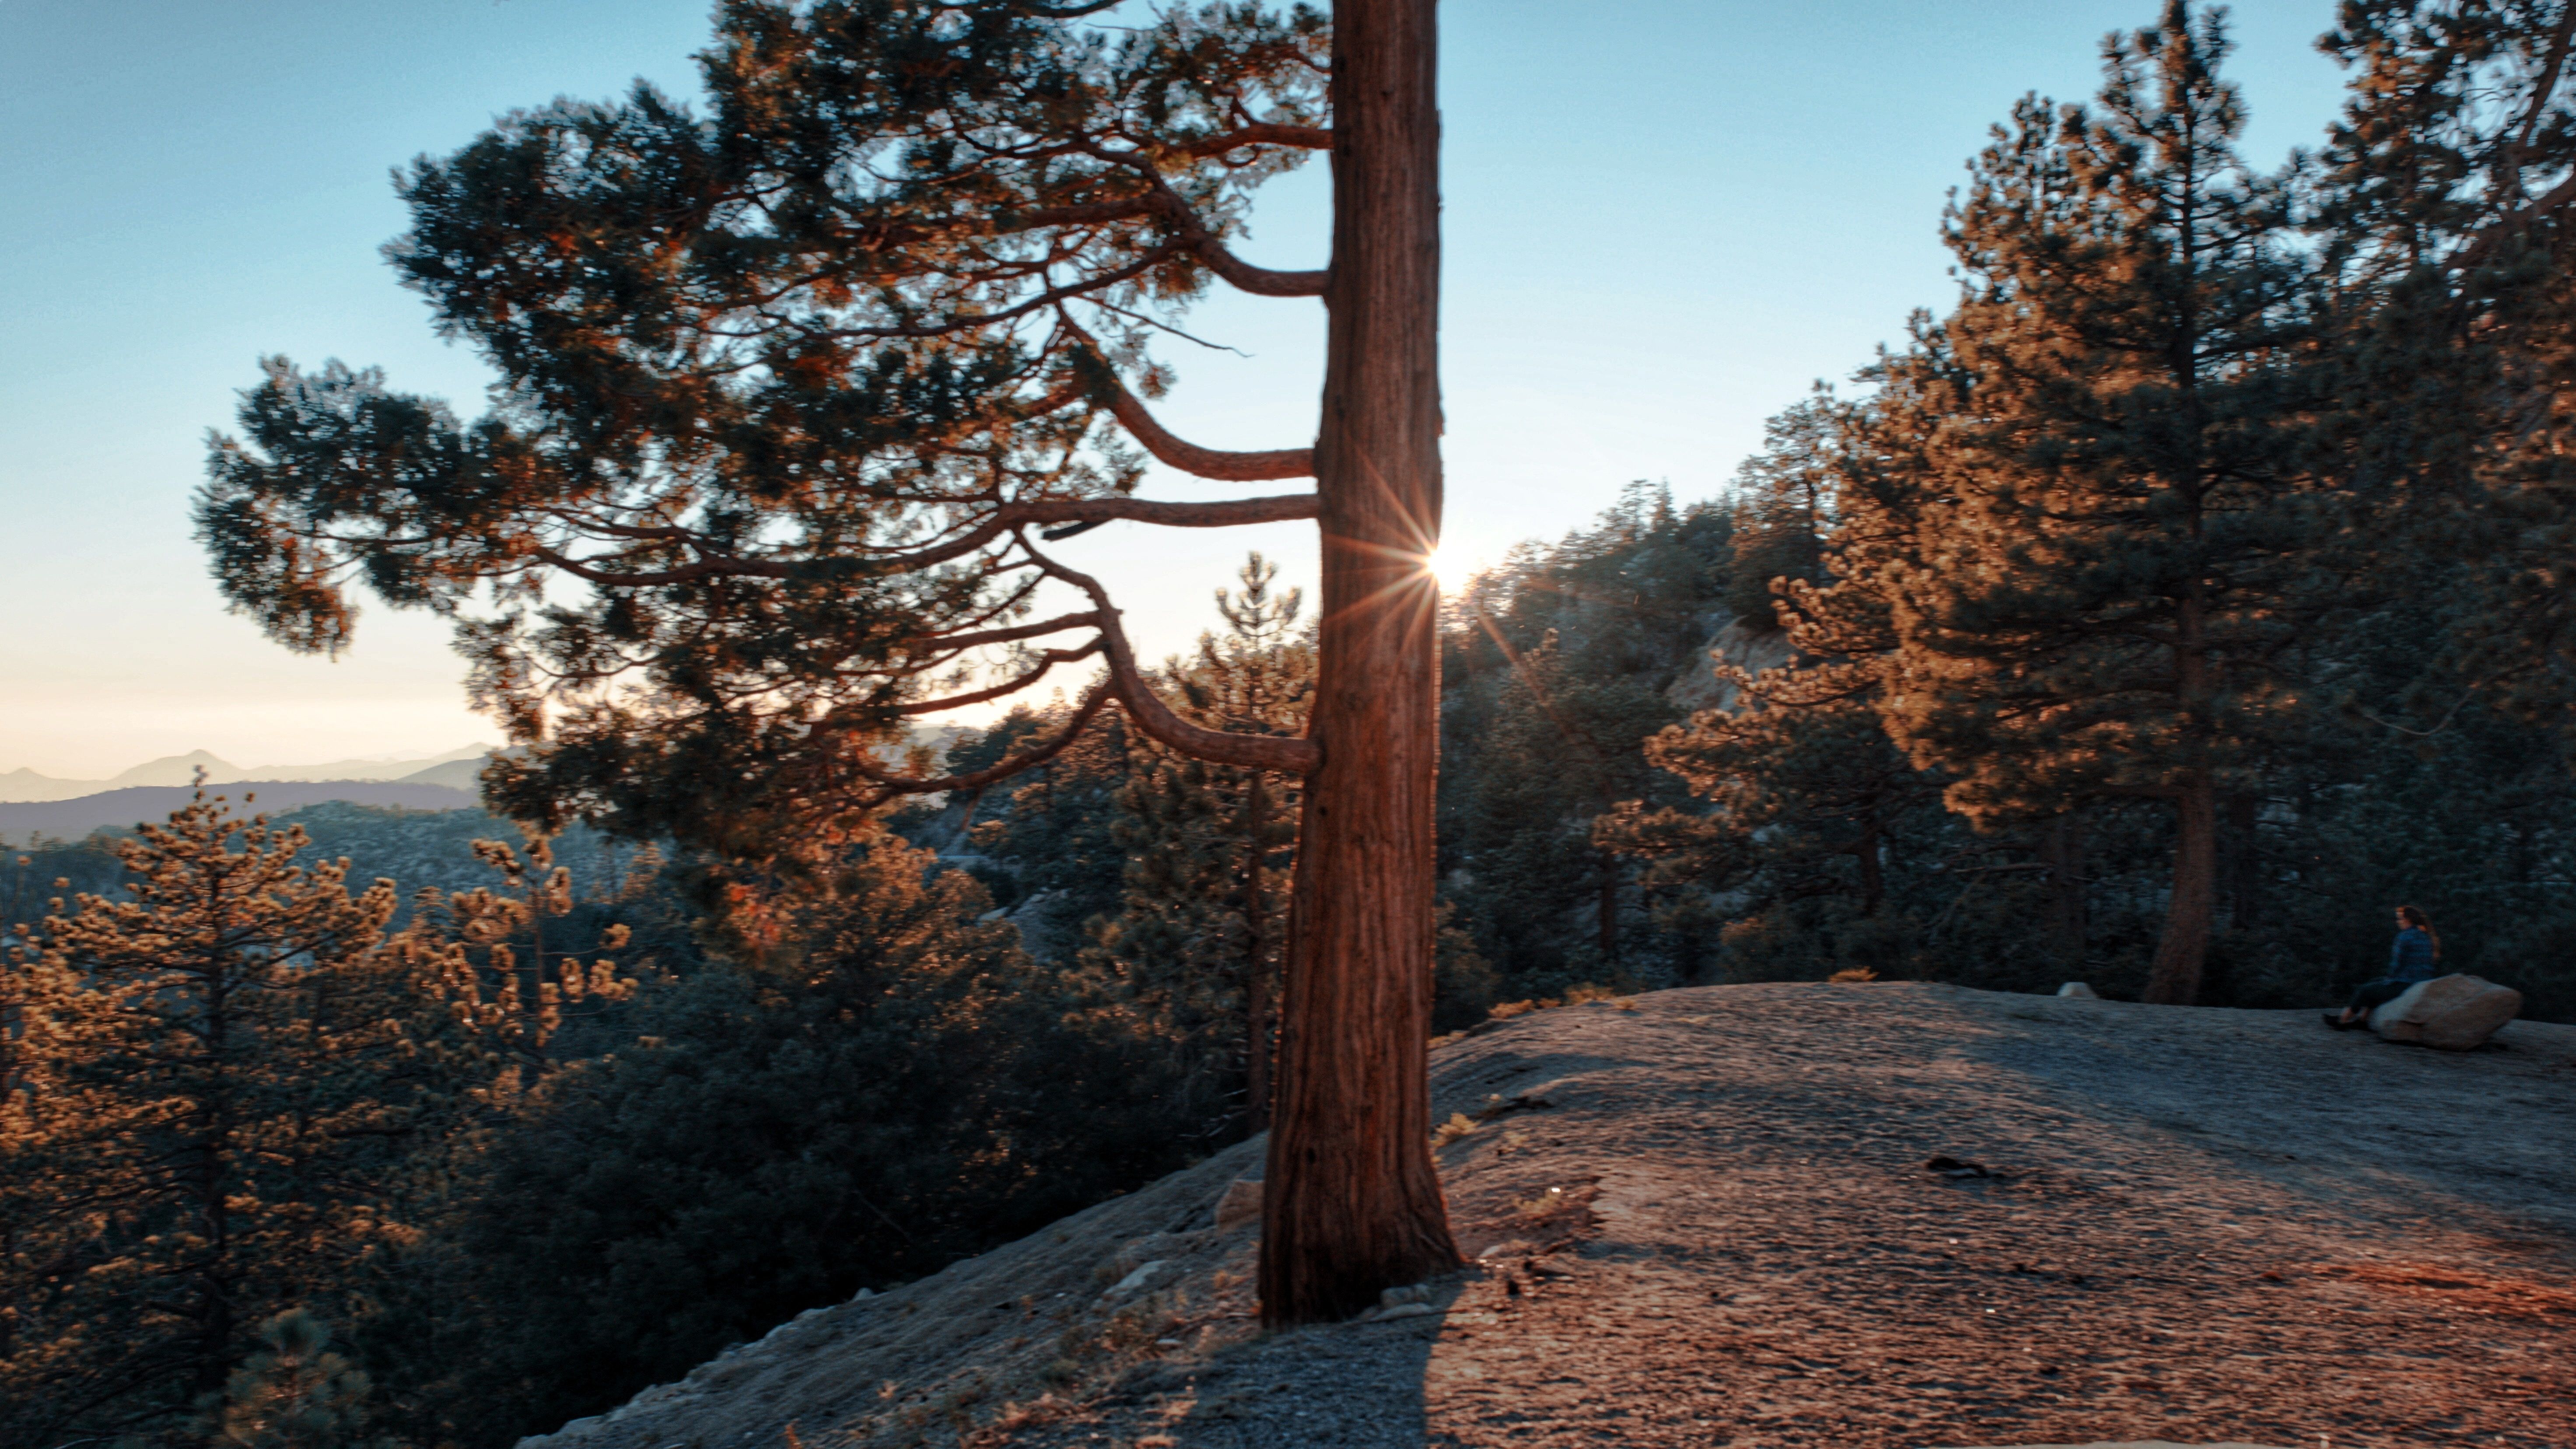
[0,0,2353,777]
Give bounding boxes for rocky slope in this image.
[519,982,2576,1449]
[1664,616,1796,714]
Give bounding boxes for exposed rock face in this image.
[514,985,2576,1449]
[1664,616,1796,715]
[2369,973,2524,1050]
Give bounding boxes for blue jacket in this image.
[2389,927,2437,984]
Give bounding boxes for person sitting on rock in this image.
[2326,904,2441,1030]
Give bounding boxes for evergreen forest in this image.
[10,1,2576,1444]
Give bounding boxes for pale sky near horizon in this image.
[0,0,2355,779]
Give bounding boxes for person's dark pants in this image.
[2346,978,2415,1018]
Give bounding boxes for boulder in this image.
[1354,1282,1441,1322]
[2368,973,2523,1050]
[2057,982,2100,999]
[1211,1176,1263,1230]
[1104,1259,1166,1297]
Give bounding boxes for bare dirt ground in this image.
[521,982,2576,1449]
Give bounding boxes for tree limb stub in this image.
[1178,122,1332,155]
[1010,493,1319,529]
[1194,238,1328,297]
[1119,164,1326,296]
[1036,544,1320,774]
[1102,617,1320,773]
[1102,378,1315,481]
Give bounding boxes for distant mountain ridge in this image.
[0,725,965,836]
[0,744,497,803]
[0,781,483,844]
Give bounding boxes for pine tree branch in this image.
[847,684,1116,802]
[1192,238,1329,298]
[525,495,1313,589]
[2500,10,2576,199]
[1031,542,1320,774]
[1176,122,1332,155]
[889,640,1103,714]
[526,544,798,587]
[924,0,1127,19]
[1099,375,1315,480]
[1010,493,1321,528]
[897,610,1104,655]
[1043,313,1317,476]
[2457,172,2576,270]
[816,246,1184,342]
[1111,159,1327,296]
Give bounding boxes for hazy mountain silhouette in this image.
[232,743,495,784]
[0,781,480,843]
[0,769,101,804]
[388,756,495,791]
[102,751,240,789]
[0,745,497,803]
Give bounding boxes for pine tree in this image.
[198,1309,376,1449]
[426,834,1186,1445]
[395,830,639,1085]
[1447,633,1659,980]
[197,0,1456,1320]
[1867,3,2330,1004]
[1722,389,1840,630]
[2312,2,2576,741]
[1083,554,1311,1136]
[1606,691,1933,929]
[0,794,475,1446]
[1,854,135,1431]
[958,704,1139,945]
[1438,485,1728,991]
[1600,393,1957,978]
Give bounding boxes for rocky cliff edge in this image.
[520,982,2576,1449]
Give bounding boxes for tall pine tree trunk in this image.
[2146,570,2215,1006]
[1262,0,1459,1326]
[2146,779,2217,1004]
[2042,810,2087,967]
[192,981,237,1402]
[1854,821,1886,916]
[1597,862,1620,961]
[1241,771,1273,1134]
[2224,791,2261,931]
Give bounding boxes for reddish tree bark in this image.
[2147,577,2216,1006]
[1260,0,1460,1326]
[2145,779,2217,1005]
